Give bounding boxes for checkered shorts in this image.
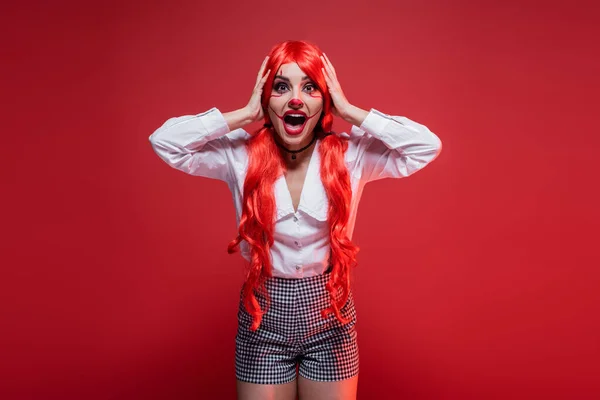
[235,270,359,384]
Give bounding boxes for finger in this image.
[320,58,332,81]
[259,69,271,86]
[255,66,270,87]
[323,53,335,75]
[324,53,336,73]
[256,56,269,84]
[260,55,269,70]
[321,67,329,86]
[253,69,271,96]
[320,55,330,73]
[256,59,268,85]
[320,55,336,80]
[321,68,331,86]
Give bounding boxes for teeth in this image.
[287,114,304,117]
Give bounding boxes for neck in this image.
[275,134,317,168]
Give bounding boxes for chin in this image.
[276,124,316,143]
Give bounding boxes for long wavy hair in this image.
[227,40,360,331]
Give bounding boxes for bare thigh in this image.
[297,374,358,400]
[236,378,297,400]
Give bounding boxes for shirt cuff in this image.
[359,108,391,135]
[358,108,419,150]
[199,107,231,140]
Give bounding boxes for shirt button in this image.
[295,265,301,270]
[294,241,299,246]
[293,216,298,222]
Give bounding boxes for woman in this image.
[149,40,442,400]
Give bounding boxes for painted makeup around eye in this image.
[270,80,322,99]
[268,67,323,136]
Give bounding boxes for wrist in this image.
[343,104,369,127]
[338,103,352,120]
[241,106,253,123]
[223,107,253,131]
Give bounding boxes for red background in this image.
[3,0,599,398]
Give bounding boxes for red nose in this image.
[289,98,303,107]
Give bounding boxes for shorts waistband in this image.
[264,265,333,286]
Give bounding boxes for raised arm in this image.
[148,107,252,181]
[345,107,442,182]
[148,56,272,182]
[320,53,442,182]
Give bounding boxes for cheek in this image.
[269,96,286,111]
[306,98,324,121]
[304,93,323,107]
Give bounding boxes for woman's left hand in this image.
[321,53,370,128]
[321,54,352,119]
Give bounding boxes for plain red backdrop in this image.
[2,0,599,399]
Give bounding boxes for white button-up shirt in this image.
[149,107,442,278]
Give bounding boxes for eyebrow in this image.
[274,75,311,82]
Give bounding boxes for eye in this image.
[274,82,289,93]
[304,83,318,93]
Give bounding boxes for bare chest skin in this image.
[278,137,317,214]
[284,163,310,213]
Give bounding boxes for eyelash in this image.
[274,82,318,93]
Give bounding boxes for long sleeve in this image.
[148,107,236,182]
[346,108,442,183]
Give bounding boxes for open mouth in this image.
[283,114,307,126]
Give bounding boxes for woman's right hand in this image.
[244,56,271,123]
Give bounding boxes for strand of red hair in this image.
[228,40,360,331]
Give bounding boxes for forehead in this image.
[276,62,308,79]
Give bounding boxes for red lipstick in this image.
[269,108,321,136]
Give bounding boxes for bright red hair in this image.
[227,40,360,331]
